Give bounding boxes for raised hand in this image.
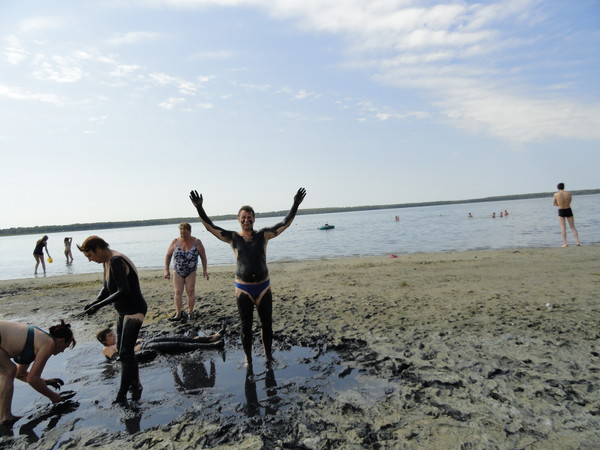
[294,187,306,206]
[189,190,203,209]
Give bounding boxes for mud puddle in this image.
[3,339,392,446]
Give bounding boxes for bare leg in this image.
[257,290,273,364]
[172,273,185,317]
[184,271,197,315]
[558,217,568,247]
[34,255,40,274]
[566,216,581,245]
[0,348,19,423]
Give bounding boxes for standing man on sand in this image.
[189,188,306,367]
[553,183,581,247]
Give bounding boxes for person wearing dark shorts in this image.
[553,183,581,247]
[190,187,306,367]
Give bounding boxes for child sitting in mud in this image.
[96,325,226,363]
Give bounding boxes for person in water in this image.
[33,235,52,275]
[553,183,581,247]
[190,187,306,366]
[96,325,225,362]
[64,237,74,264]
[0,320,76,425]
[164,223,209,321]
[78,236,147,403]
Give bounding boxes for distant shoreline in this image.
[2,189,599,237]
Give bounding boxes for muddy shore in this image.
[1,246,599,449]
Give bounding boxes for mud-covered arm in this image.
[189,190,235,243]
[264,187,306,239]
[85,258,129,314]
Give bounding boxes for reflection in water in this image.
[5,343,370,445]
[172,355,216,394]
[121,405,143,434]
[244,364,278,417]
[15,400,80,443]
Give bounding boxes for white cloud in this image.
[4,36,27,65]
[17,16,63,33]
[31,54,84,83]
[107,31,162,46]
[158,97,186,110]
[0,84,64,105]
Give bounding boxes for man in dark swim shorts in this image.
[553,183,581,247]
[190,187,306,367]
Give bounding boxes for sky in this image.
[1,0,599,229]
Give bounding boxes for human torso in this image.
[232,230,269,282]
[104,255,147,316]
[554,190,572,209]
[12,325,51,365]
[173,238,199,275]
[33,241,45,255]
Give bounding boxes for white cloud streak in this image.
[144,0,599,143]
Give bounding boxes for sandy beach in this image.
[1,245,599,449]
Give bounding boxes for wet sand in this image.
[1,245,599,449]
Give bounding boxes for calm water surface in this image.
[1,195,598,281]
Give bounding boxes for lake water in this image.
[1,194,599,281]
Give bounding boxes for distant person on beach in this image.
[96,325,225,362]
[553,183,581,247]
[33,235,51,275]
[64,237,73,264]
[190,187,306,367]
[164,223,209,322]
[468,213,473,218]
[0,320,76,425]
[78,236,147,403]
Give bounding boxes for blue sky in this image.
[1,0,599,229]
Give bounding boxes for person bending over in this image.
[78,235,147,403]
[0,320,76,425]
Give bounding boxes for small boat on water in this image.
[319,224,335,230]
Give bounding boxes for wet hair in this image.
[557,182,565,190]
[179,222,192,232]
[96,328,112,344]
[36,235,49,246]
[49,320,76,348]
[238,205,255,218]
[77,235,109,253]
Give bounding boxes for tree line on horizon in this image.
[2,189,598,237]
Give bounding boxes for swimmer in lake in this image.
[0,320,76,425]
[96,325,225,362]
[190,187,306,366]
[553,183,581,247]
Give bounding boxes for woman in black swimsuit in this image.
[0,320,76,425]
[33,235,51,275]
[78,236,148,403]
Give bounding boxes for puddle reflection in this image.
[5,341,376,444]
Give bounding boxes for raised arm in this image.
[264,187,306,240]
[189,190,235,243]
